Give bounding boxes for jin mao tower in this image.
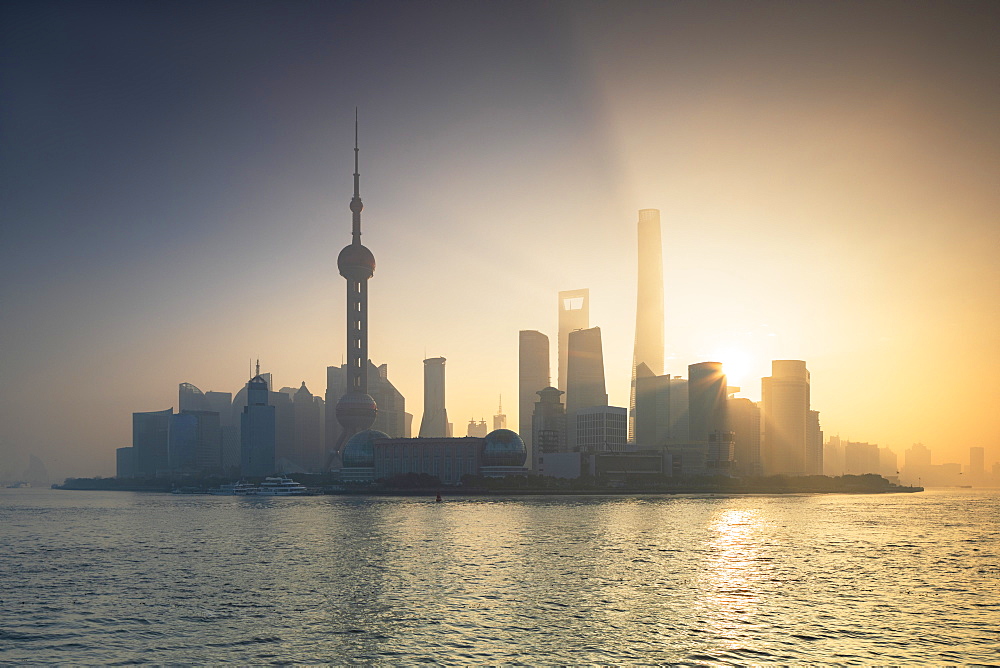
[333,116,378,461]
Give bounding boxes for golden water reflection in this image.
[697,505,769,644]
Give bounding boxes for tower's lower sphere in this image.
[336,391,377,432]
[342,429,389,468]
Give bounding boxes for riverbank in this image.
[53,473,922,495]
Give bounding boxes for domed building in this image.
[335,429,530,485]
[481,428,529,478]
[340,429,389,482]
[483,429,527,467]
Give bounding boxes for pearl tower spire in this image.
[333,111,378,462]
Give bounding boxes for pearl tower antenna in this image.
[351,108,363,243]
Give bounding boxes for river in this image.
[1,487,997,663]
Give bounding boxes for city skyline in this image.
[2,1,998,478]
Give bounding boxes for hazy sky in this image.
[2,1,997,478]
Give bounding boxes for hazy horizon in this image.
[2,1,998,478]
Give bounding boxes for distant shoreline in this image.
[50,477,924,496]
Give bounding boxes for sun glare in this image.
[710,347,751,390]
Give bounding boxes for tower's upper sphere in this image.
[350,197,364,214]
[336,391,377,431]
[483,429,527,467]
[338,243,375,280]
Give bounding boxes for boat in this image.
[208,481,258,495]
[255,476,309,496]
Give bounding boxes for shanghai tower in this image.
[332,115,378,461]
[629,208,664,441]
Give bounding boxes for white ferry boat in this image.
[208,481,258,495]
[255,476,309,496]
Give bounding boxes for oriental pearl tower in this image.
[332,115,378,463]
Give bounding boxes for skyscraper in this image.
[565,326,608,450]
[565,327,608,416]
[419,357,449,438]
[493,396,506,431]
[466,418,488,438]
[806,409,823,475]
[179,382,210,412]
[133,408,172,477]
[633,365,689,446]
[557,289,589,392]
[518,330,549,468]
[241,362,276,477]
[687,362,727,441]
[293,382,323,471]
[630,208,664,441]
[532,386,567,470]
[574,406,628,452]
[726,397,761,476]
[760,360,811,476]
[332,116,378,462]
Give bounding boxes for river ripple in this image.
[1,488,997,664]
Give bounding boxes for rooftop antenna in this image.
[498,394,503,414]
[255,358,260,377]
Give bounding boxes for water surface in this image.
[1,488,997,663]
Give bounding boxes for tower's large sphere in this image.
[342,428,388,468]
[483,429,527,467]
[336,391,377,431]
[338,243,375,280]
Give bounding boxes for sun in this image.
[709,347,752,390]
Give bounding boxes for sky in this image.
[1,0,998,479]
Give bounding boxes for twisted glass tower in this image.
[629,208,665,441]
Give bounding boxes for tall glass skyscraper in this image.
[630,208,665,441]
[518,329,549,467]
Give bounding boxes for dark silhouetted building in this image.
[179,382,209,412]
[133,408,172,477]
[633,365,689,447]
[630,208,664,441]
[116,447,136,479]
[532,386,567,471]
[292,382,323,471]
[241,365,276,477]
[340,429,527,484]
[727,397,761,476]
[518,329,550,468]
[688,362,727,442]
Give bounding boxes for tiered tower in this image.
[333,115,378,461]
